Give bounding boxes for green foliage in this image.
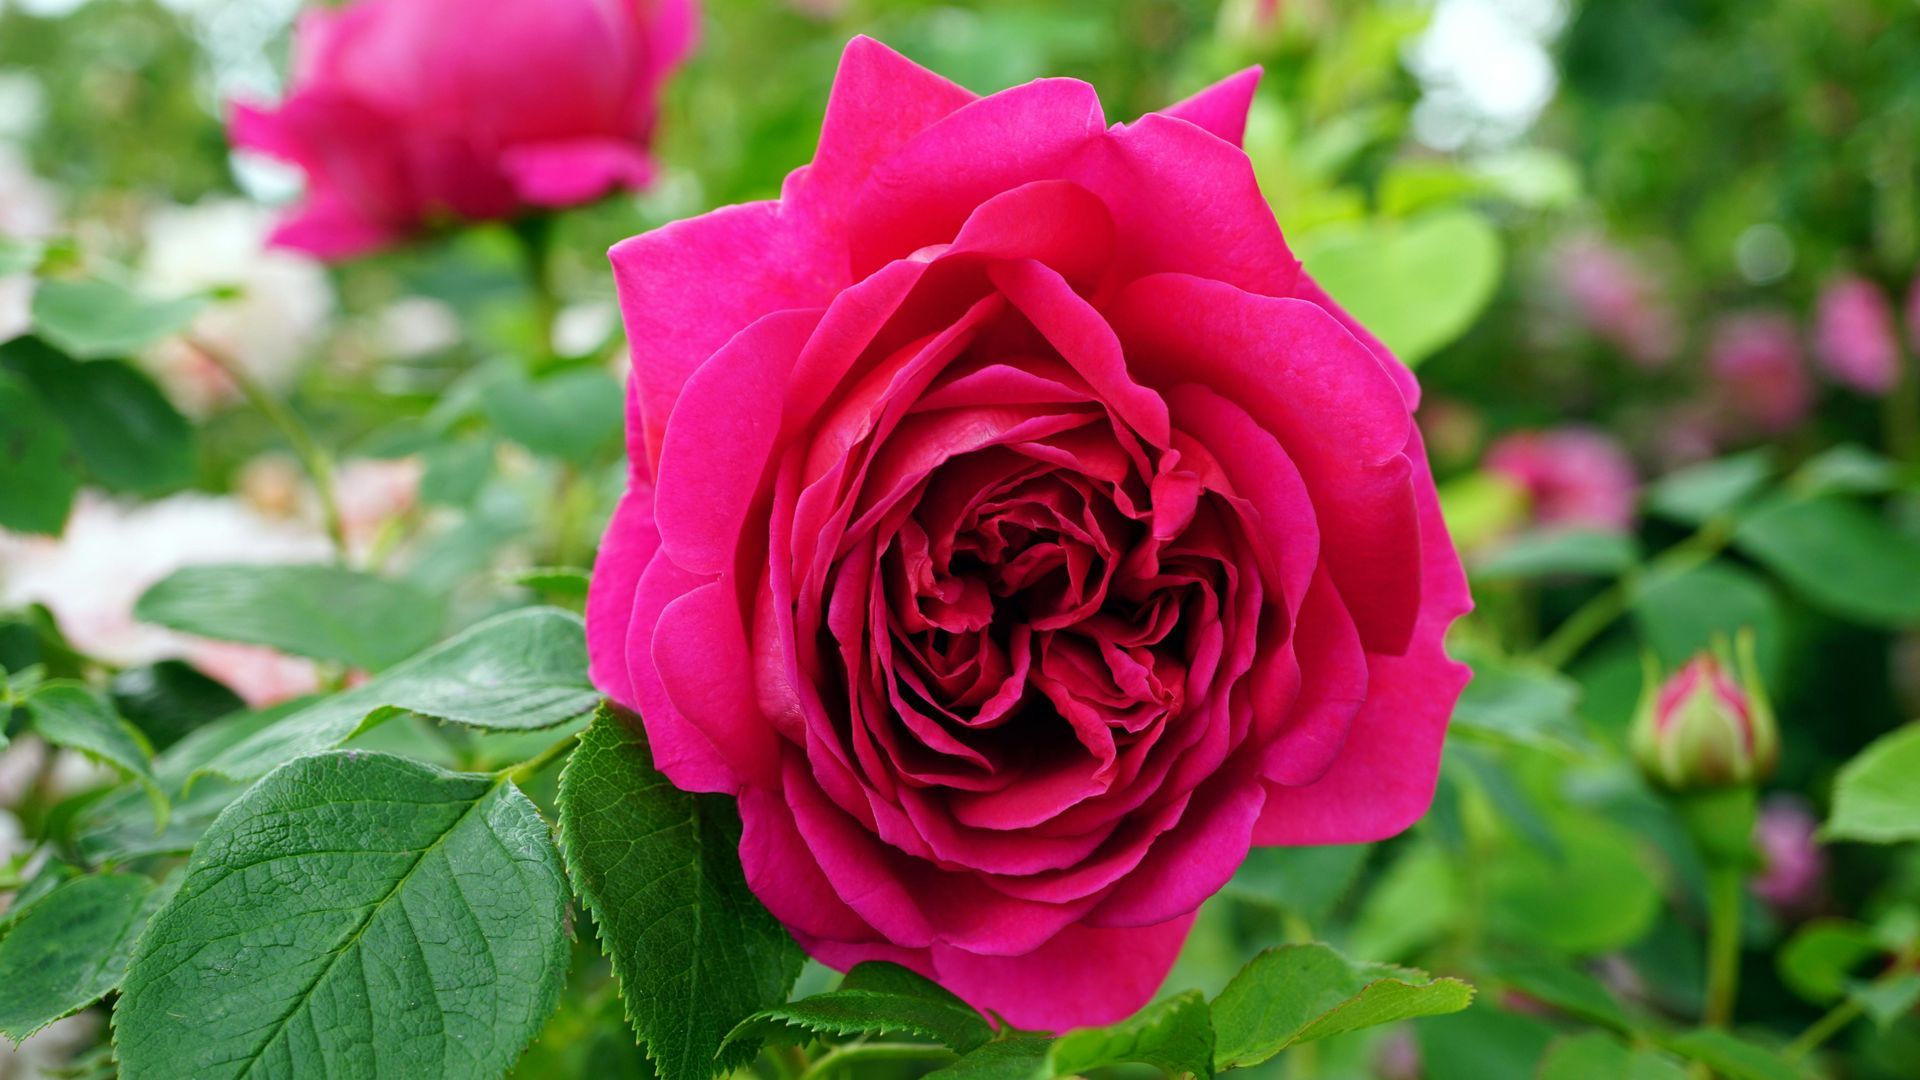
[29,279,205,360]
[1733,496,1920,628]
[115,752,569,1080]
[1824,724,1920,843]
[0,367,81,534]
[723,963,995,1055]
[1473,528,1639,582]
[0,872,168,1042]
[1211,945,1474,1069]
[556,705,805,1080]
[135,562,444,670]
[1295,209,1502,367]
[20,680,165,818]
[196,607,596,781]
[0,336,194,493]
[1048,990,1214,1078]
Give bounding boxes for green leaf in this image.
[1777,919,1885,1003]
[0,368,80,534]
[135,563,444,671]
[556,704,804,1080]
[924,1038,1051,1080]
[0,236,44,276]
[1659,1029,1799,1080]
[1451,659,1587,753]
[1210,944,1473,1069]
[0,337,193,492]
[1645,452,1772,525]
[0,872,165,1042]
[1488,958,1632,1032]
[1222,844,1371,926]
[1473,529,1638,582]
[1048,990,1213,1078]
[1792,444,1903,497]
[1855,973,1920,1026]
[22,680,165,819]
[1630,560,1784,676]
[1485,816,1662,955]
[30,278,204,359]
[481,367,624,464]
[1733,495,1920,628]
[196,607,596,782]
[1824,723,1920,843]
[1296,209,1502,366]
[114,752,569,1080]
[510,566,592,600]
[722,962,993,1055]
[109,660,246,751]
[420,436,495,506]
[1539,1033,1686,1080]
[1415,1004,1557,1080]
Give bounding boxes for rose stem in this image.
[795,1042,957,1080]
[187,335,349,561]
[1530,517,1734,670]
[1702,863,1744,1030]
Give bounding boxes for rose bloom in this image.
[1813,272,1901,396]
[1706,312,1811,434]
[231,0,696,259]
[587,39,1471,1028]
[1752,795,1825,915]
[1485,427,1639,533]
[1554,235,1680,368]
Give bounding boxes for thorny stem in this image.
[187,336,349,560]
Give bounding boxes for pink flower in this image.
[230,0,697,259]
[1555,235,1680,368]
[1630,649,1777,791]
[1814,273,1901,395]
[586,38,1471,1029]
[1752,795,1825,914]
[1706,312,1811,433]
[1485,428,1638,532]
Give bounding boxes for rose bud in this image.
[1630,637,1778,791]
[587,38,1471,1030]
[229,0,696,259]
[1484,427,1639,533]
[1706,311,1812,434]
[1751,795,1826,915]
[1814,272,1901,396]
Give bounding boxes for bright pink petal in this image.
[929,914,1196,1031]
[585,484,659,711]
[500,137,657,206]
[1155,67,1261,147]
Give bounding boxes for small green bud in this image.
[1630,631,1778,790]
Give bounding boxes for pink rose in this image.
[1485,427,1639,532]
[1706,312,1811,434]
[1813,273,1901,395]
[231,0,696,259]
[1752,795,1825,915]
[586,38,1471,1029]
[1555,235,1680,368]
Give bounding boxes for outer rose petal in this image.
[585,484,660,711]
[610,202,843,467]
[1253,425,1471,843]
[1156,67,1262,147]
[928,914,1197,1030]
[500,137,658,206]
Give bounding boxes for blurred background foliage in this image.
[2,0,1920,1077]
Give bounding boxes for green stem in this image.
[513,215,560,370]
[500,731,581,787]
[189,336,348,561]
[1531,517,1734,670]
[1784,997,1865,1063]
[1885,340,1920,465]
[767,1044,809,1080]
[795,1043,956,1080]
[1702,864,1743,1029]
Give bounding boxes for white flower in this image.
[138,199,332,414]
[0,492,330,705]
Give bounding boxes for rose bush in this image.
[231,0,695,258]
[587,38,1470,1028]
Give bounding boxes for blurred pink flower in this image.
[1555,235,1680,368]
[1814,273,1901,395]
[231,0,698,259]
[1485,427,1639,531]
[1706,312,1811,433]
[334,457,424,556]
[0,494,329,706]
[1752,795,1826,915]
